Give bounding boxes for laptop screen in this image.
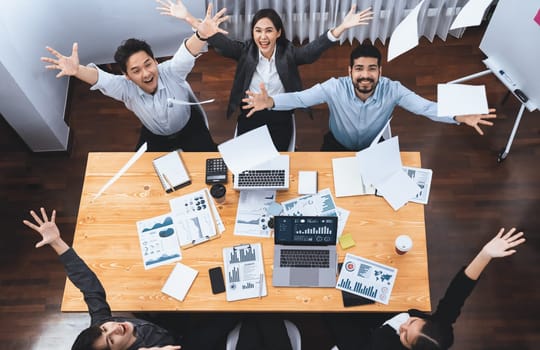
[274,216,338,246]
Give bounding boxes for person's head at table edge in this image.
[114,38,160,95]
[399,312,453,350]
[72,321,137,350]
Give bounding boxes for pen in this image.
[258,273,264,299]
[162,173,174,190]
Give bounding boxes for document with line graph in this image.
[222,243,267,301]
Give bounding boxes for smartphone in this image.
[209,266,226,294]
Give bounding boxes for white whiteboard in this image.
[480,0,540,111]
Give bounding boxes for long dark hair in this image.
[411,320,453,350]
[71,325,102,350]
[250,8,288,45]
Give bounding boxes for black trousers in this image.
[136,105,217,152]
[321,131,350,151]
[237,108,293,152]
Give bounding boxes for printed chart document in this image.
[387,0,426,61]
[437,83,488,117]
[222,243,267,301]
[161,263,198,302]
[169,188,224,248]
[403,166,433,204]
[136,213,182,270]
[356,137,420,210]
[336,253,398,305]
[281,188,350,237]
[450,0,494,29]
[234,190,277,237]
[332,156,375,197]
[218,125,280,174]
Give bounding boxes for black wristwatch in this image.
[195,31,208,41]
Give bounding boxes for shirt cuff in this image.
[327,29,339,42]
[87,63,107,90]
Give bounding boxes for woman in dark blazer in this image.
[326,227,525,350]
[160,1,372,150]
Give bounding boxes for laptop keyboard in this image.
[280,249,330,268]
[237,169,286,187]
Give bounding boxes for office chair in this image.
[369,117,392,147]
[225,319,302,350]
[233,115,296,152]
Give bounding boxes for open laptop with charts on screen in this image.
[233,155,290,190]
[273,216,338,287]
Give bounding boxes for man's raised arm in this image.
[41,43,98,85]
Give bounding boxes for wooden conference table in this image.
[62,152,431,313]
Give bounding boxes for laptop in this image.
[273,216,338,287]
[233,155,290,190]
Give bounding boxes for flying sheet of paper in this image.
[387,0,426,62]
[167,98,215,107]
[450,0,494,30]
[437,83,488,116]
[355,137,403,188]
[93,142,147,200]
[332,157,375,197]
[356,137,420,211]
[218,125,280,174]
[161,263,198,302]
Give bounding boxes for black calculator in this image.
[205,158,228,184]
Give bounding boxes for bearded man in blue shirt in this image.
[243,44,496,151]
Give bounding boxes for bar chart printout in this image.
[223,243,267,301]
[336,253,398,305]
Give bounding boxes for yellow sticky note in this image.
[339,233,355,250]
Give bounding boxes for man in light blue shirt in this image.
[243,44,496,151]
[41,3,228,152]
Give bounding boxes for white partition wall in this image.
[0,1,204,152]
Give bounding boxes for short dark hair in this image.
[114,38,154,73]
[250,8,287,44]
[72,325,102,350]
[349,44,382,67]
[411,320,453,350]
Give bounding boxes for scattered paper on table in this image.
[387,0,426,61]
[136,213,182,269]
[356,137,420,211]
[218,125,280,174]
[234,190,277,237]
[450,0,494,30]
[161,263,198,302]
[437,83,488,116]
[336,253,398,305]
[223,243,266,301]
[332,157,375,197]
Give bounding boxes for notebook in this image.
[153,151,191,193]
[233,155,290,190]
[272,216,338,287]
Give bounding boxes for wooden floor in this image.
[1,26,539,349]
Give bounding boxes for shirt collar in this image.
[258,47,277,63]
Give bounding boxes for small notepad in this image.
[153,151,191,193]
[161,263,198,302]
